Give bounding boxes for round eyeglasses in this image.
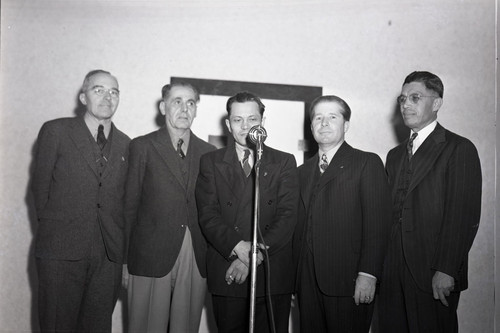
[397,93,437,105]
[91,87,120,98]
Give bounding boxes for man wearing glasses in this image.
[31,70,130,331]
[378,71,482,333]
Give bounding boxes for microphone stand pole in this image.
[249,138,263,333]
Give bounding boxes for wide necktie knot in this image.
[242,149,252,177]
[407,132,418,160]
[320,153,329,173]
[97,124,107,150]
[177,139,186,159]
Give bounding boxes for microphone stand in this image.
[249,137,264,333]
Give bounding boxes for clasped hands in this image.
[225,241,266,285]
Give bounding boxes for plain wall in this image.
[0,0,496,332]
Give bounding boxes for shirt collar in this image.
[318,140,343,166]
[234,142,254,162]
[83,113,112,140]
[411,120,437,153]
[168,128,191,152]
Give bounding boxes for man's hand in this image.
[232,241,252,266]
[232,241,267,266]
[225,259,249,285]
[353,274,376,305]
[432,271,455,306]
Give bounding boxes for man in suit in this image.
[124,82,215,332]
[378,71,482,333]
[293,95,392,332]
[31,70,130,332]
[195,91,299,333]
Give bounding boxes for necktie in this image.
[97,125,107,150]
[242,149,252,177]
[320,153,328,173]
[407,132,418,160]
[177,139,186,159]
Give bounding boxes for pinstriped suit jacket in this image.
[293,142,392,296]
[385,123,482,292]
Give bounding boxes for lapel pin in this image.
[264,171,268,176]
[122,156,125,161]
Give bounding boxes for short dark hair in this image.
[226,91,265,117]
[403,71,444,98]
[161,82,200,102]
[81,69,113,93]
[309,95,351,121]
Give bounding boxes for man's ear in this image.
[159,101,166,115]
[344,120,350,133]
[225,118,232,133]
[433,97,443,112]
[79,93,87,105]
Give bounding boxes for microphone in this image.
[248,125,267,145]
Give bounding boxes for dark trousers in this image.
[36,236,121,333]
[297,248,374,333]
[378,224,460,333]
[212,293,291,333]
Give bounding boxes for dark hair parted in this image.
[161,82,200,102]
[226,91,265,117]
[403,71,444,98]
[309,95,351,121]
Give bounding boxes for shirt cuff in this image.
[358,272,377,280]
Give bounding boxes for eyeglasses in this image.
[91,87,120,98]
[397,93,437,105]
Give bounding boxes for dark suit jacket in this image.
[385,123,482,292]
[293,142,392,296]
[32,117,130,263]
[196,141,299,297]
[125,127,215,278]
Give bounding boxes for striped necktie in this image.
[407,133,418,160]
[177,139,186,159]
[242,149,252,177]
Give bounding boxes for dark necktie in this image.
[320,153,328,173]
[242,149,252,177]
[177,139,186,159]
[97,124,107,150]
[407,132,418,160]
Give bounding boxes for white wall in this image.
[0,0,495,332]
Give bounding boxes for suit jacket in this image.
[125,127,215,278]
[196,141,299,297]
[385,123,482,292]
[31,117,130,263]
[293,142,392,296]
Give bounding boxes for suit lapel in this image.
[101,124,128,180]
[316,142,351,191]
[300,154,318,210]
[407,124,446,194]
[151,127,186,191]
[186,133,201,193]
[69,118,99,179]
[215,144,239,199]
